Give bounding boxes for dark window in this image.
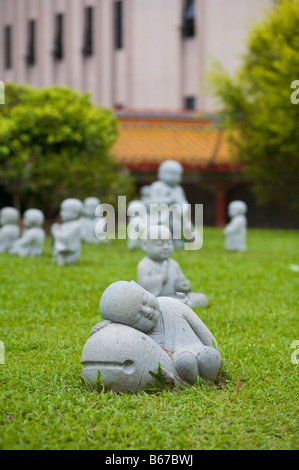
[4,25,12,69]
[182,0,195,38]
[27,20,36,66]
[54,13,64,60]
[114,1,124,50]
[83,6,93,56]
[184,96,196,110]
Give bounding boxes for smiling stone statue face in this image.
[142,225,174,262]
[132,291,160,333]
[145,236,174,262]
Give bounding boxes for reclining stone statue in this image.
[81,280,221,393]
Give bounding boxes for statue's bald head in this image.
[24,209,44,228]
[142,225,173,261]
[0,207,20,225]
[158,160,183,186]
[228,201,247,217]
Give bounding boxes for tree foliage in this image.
[208,0,299,210]
[0,83,135,215]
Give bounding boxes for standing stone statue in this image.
[146,160,200,248]
[223,200,247,252]
[81,197,107,244]
[127,200,148,250]
[81,280,221,393]
[10,209,45,257]
[0,207,20,253]
[51,198,83,265]
[137,225,208,308]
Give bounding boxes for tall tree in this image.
[0,83,134,215]
[208,0,299,210]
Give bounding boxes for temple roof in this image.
[112,110,241,172]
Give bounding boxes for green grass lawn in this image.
[0,227,298,450]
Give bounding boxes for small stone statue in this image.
[81,281,221,393]
[51,198,83,265]
[81,197,107,244]
[127,200,148,250]
[10,209,45,257]
[146,160,200,248]
[223,200,247,252]
[149,160,187,206]
[137,225,208,308]
[0,207,20,253]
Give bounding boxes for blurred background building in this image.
[2,0,291,228]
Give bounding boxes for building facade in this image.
[0,0,274,112]
[2,0,291,228]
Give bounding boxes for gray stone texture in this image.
[81,281,220,393]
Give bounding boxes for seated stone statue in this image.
[81,197,108,244]
[10,209,45,257]
[0,207,20,253]
[137,225,208,308]
[127,200,148,250]
[81,280,221,392]
[51,198,83,265]
[223,200,247,252]
[146,160,200,248]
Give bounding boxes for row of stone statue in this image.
[0,195,247,262]
[0,160,247,260]
[0,197,106,260]
[128,159,247,252]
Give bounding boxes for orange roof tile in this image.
[112,116,240,171]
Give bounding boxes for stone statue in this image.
[81,322,183,393]
[127,200,148,250]
[146,160,200,248]
[0,207,20,253]
[81,280,221,393]
[51,198,83,265]
[223,200,247,252]
[81,197,107,244]
[10,209,45,257]
[137,225,208,308]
